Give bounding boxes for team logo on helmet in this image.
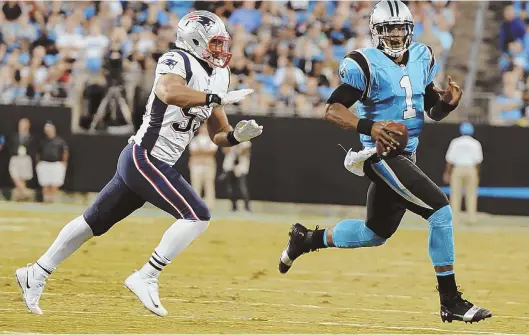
[187,15,216,33]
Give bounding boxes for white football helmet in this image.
[369,0,414,58]
[175,11,232,68]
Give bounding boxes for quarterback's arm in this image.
[324,84,401,150]
[324,84,363,131]
[425,76,462,121]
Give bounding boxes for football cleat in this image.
[15,264,46,315]
[439,288,492,323]
[125,270,168,317]
[278,223,319,274]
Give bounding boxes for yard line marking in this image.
[0,276,526,306]
[0,309,515,334]
[1,290,527,321]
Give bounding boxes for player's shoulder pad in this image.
[339,50,371,100]
[157,50,192,83]
[409,42,436,72]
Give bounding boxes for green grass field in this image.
[0,202,528,334]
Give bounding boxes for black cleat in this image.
[439,288,492,324]
[278,223,318,274]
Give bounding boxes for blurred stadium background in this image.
[0,1,528,334]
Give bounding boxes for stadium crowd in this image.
[497,1,529,126]
[0,0,456,123]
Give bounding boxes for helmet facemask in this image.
[202,35,232,68]
[373,22,413,58]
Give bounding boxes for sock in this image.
[428,205,455,267]
[328,219,386,248]
[310,229,327,250]
[35,215,94,280]
[437,272,458,296]
[139,251,171,278]
[139,219,209,278]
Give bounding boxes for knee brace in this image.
[330,219,387,248]
[428,205,455,267]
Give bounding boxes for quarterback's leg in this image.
[368,155,491,323]
[121,144,210,316]
[279,177,405,274]
[15,155,146,315]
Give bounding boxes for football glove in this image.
[206,89,254,107]
[344,147,376,177]
[233,120,263,142]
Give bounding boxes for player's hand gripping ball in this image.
[373,121,408,157]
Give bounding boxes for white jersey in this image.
[133,49,230,166]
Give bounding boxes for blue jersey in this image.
[338,42,439,152]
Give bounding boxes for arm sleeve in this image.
[156,52,187,79]
[326,83,363,108]
[424,82,440,112]
[425,81,457,121]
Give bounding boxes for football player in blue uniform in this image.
[278,0,491,324]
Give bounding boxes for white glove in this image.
[344,147,376,176]
[208,89,254,106]
[233,120,263,142]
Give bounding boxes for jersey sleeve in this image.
[156,52,187,80]
[339,57,367,92]
[425,45,440,85]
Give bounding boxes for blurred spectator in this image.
[229,1,262,33]
[2,1,22,21]
[492,66,528,125]
[36,122,68,203]
[220,142,252,212]
[443,123,483,224]
[8,118,35,201]
[188,125,218,209]
[83,23,110,61]
[500,5,526,52]
[56,16,84,59]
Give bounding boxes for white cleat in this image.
[124,271,168,317]
[15,264,46,315]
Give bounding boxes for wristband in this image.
[357,118,375,136]
[440,100,458,113]
[227,131,240,145]
[206,94,222,107]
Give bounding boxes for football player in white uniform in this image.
[15,11,263,317]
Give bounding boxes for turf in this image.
[0,203,528,334]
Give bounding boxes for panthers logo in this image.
[339,64,346,79]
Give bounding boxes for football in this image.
[376,122,409,157]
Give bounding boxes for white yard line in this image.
[0,309,520,335]
[0,290,527,321]
[0,275,526,306]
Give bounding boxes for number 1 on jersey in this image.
[400,75,416,119]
